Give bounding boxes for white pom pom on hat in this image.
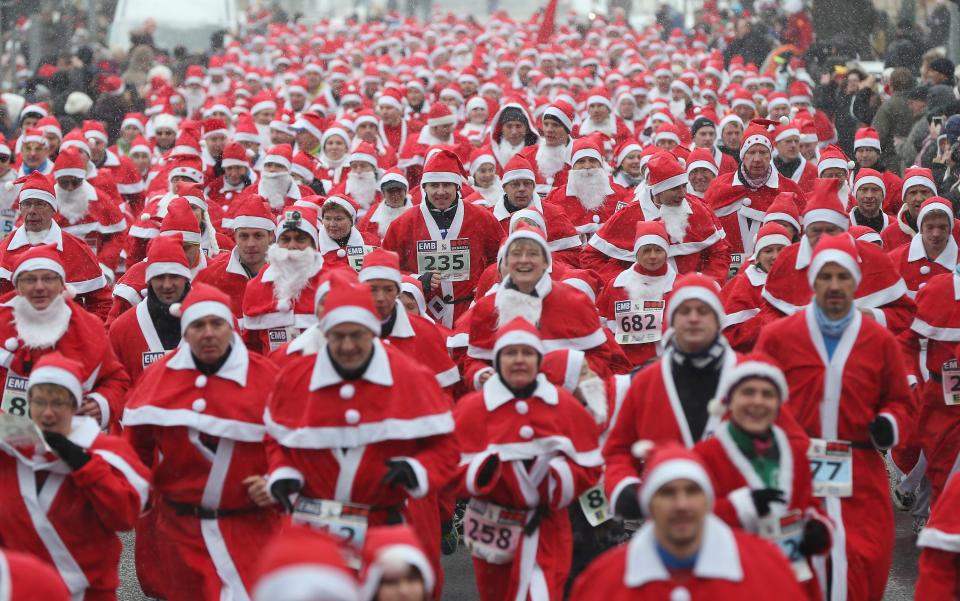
[169,302,182,317]
[631,439,656,459]
[4,337,18,351]
[779,115,790,125]
[64,284,77,299]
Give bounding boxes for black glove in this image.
[750,488,786,517]
[523,505,549,536]
[869,416,895,449]
[798,519,831,557]
[417,272,435,293]
[614,483,643,520]
[43,431,91,471]
[382,459,418,490]
[270,478,303,514]
[476,454,500,487]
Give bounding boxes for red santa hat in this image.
[542,100,575,132]
[853,127,881,151]
[766,92,790,111]
[708,352,789,417]
[292,152,317,183]
[585,87,612,110]
[222,142,250,168]
[19,127,47,147]
[817,145,855,175]
[917,196,954,229]
[37,115,63,140]
[570,137,603,166]
[52,147,86,180]
[666,273,724,325]
[802,178,851,230]
[252,525,358,601]
[294,112,326,142]
[738,118,777,160]
[653,122,683,146]
[81,120,108,144]
[426,103,457,127]
[323,195,359,222]
[175,181,208,211]
[400,275,426,316]
[169,282,235,333]
[377,88,404,111]
[160,198,202,244]
[146,233,192,282]
[635,442,714,514]
[468,146,497,175]
[348,141,379,169]
[646,152,687,196]
[320,280,381,334]
[685,147,717,176]
[359,526,435,601]
[718,113,743,135]
[379,168,408,190]
[359,248,402,286]
[788,80,812,105]
[902,166,937,200]
[276,206,319,248]
[250,91,278,116]
[751,222,792,261]
[168,156,204,183]
[27,352,85,407]
[231,194,277,231]
[730,88,755,111]
[493,316,545,356]
[504,223,551,268]
[849,224,883,246]
[12,243,65,283]
[234,113,261,145]
[129,135,152,156]
[202,117,229,139]
[852,168,887,198]
[421,149,465,186]
[762,192,802,232]
[772,118,800,143]
[614,139,644,167]
[264,144,294,170]
[540,348,586,393]
[501,154,537,185]
[632,220,670,255]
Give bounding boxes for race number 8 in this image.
[6,396,27,416]
[584,488,605,509]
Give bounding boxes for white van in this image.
[108,0,239,53]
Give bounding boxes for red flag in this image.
[537,0,559,45]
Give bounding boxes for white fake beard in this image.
[495,287,543,328]
[11,294,71,349]
[345,171,377,209]
[376,203,409,238]
[497,138,525,163]
[475,180,504,205]
[625,274,668,303]
[569,168,609,211]
[659,202,690,243]
[581,116,615,136]
[536,143,568,179]
[55,184,90,224]
[183,89,206,114]
[24,229,51,244]
[259,172,291,210]
[577,376,608,425]
[267,245,318,304]
[670,99,687,119]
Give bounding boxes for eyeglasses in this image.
[17,274,62,286]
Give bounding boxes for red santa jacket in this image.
[0,222,111,318]
[706,168,806,255]
[454,374,603,601]
[888,234,957,298]
[569,515,807,601]
[381,300,460,390]
[779,154,819,190]
[241,254,323,355]
[541,177,629,238]
[0,417,148,599]
[0,297,130,429]
[108,299,178,384]
[54,182,128,274]
[488,195,582,268]
[721,264,768,352]
[381,199,504,328]
[761,237,915,334]
[194,248,258,318]
[880,206,960,251]
[316,226,379,272]
[264,339,458,524]
[757,306,914,601]
[582,194,731,284]
[916,472,960,599]
[122,339,281,598]
[355,196,414,244]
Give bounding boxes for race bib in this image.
[84,233,99,255]
[267,328,290,351]
[141,351,166,369]
[579,482,612,527]
[292,497,370,548]
[808,439,853,498]
[614,300,664,345]
[463,498,525,564]
[0,208,15,239]
[728,253,744,279]
[416,238,471,282]
[1,373,29,417]
[346,245,376,273]
[757,510,813,582]
[942,358,960,405]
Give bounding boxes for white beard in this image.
[259,172,291,210]
[536,143,568,179]
[496,139,525,164]
[267,245,318,305]
[577,376,608,425]
[183,89,206,115]
[11,294,71,349]
[495,287,543,328]
[55,184,90,224]
[625,273,668,302]
[24,229,51,244]
[475,180,503,206]
[670,99,687,119]
[376,203,409,238]
[581,116,615,136]
[568,168,609,211]
[345,171,377,209]
[659,202,690,243]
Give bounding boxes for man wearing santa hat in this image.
[880,167,946,250]
[206,142,256,212]
[376,89,415,154]
[0,351,148,601]
[542,137,629,238]
[16,127,53,177]
[773,118,818,189]
[108,234,192,383]
[251,144,308,213]
[574,88,632,150]
[761,178,915,334]
[486,100,540,168]
[382,149,504,329]
[195,194,276,317]
[888,196,958,298]
[706,118,806,265]
[849,168,890,233]
[0,172,112,317]
[571,442,806,600]
[521,100,574,191]
[351,111,399,170]
[757,233,914,601]
[454,316,602,601]
[123,283,280,601]
[582,152,730,284]
[356,169,412,242]
[684,147,719,200]
[851,127,903,215]
[331,142,382,213]
[242,206,324,354]
[264,279,457,573]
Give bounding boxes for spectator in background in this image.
[817,68,879,156]
[122,45,155,92]
[885,19,925,75]
[932,115,960,210]
[927,0,951,49]
[724,18,773,69]
[61,90,93,133]
[873,67,919,174]
[925,57,956,87]
[901,84,955,171]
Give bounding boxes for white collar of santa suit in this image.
[624,514,744,588]
[613,263,678,290]
[579,113,617,136]
[483,373,558,411]
[897,205,917,236]
[378,119,406,147]
[3,416,102,472]
[261,251,323,282]
[498,272,553,300]
[795,236,815,270]
[225,247,249,277]
[908,233,959,270]
[286,324,324,356]
[416,127,452,146]
[309,337,394,390]
[102,149,120,168]
[165,332,250,387]
[419,198,465,240]
[565,172,614,199]
[318,226,364,254]
[7,220,64,252]
[192,251,208,276]
[388,299,416,338]
[685,181,704,199]
[370,196,412,223]
[745,263,767,287]
[492,194,543,221]
[953,273,960,300]
[731,163,780,189]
